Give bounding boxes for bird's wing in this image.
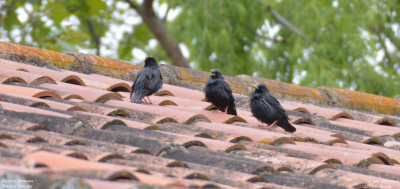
[144,69,163,93]
[132,69,149,94]
[265,94,289,119]
[221,80,237,115]
[204,79,228,104]
[221,80,233,93]
[251,97,281,123]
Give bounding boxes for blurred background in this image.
[1,0,400,97]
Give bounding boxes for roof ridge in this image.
[0,42,399,116]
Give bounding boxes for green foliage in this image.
[170,0,400,97]
[1,0,400,97]
[170,0,266,75]
[1,0,110,53]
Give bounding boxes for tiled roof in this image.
[0,42,400,188]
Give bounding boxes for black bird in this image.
[204,69,237,115]
[130,57,163,104]
[250,84,296,133]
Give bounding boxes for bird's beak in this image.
[209,69,214,75]
[251,84,257,88]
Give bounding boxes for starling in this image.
[204,69,237,115]
[130,57,163,104]
[250,84,296,133]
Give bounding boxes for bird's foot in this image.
[142,97,150,104]
[258,120,278,129]
[146,96,153,104]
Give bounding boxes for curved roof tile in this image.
[0,75,27,84]
[0,68,56,85]
[0,84,61,99]
[62,71,131,92]
[105,100,210,124]
[194,122,294,144]
[0,101,72,119]
[40,82,122,102]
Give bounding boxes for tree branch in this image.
[127,0,189,67]
[268,7,310,42]
[162,6,170,23]
[143,0,154,11]
[87,18,101,56]
[123,0,138,10]
[377,33,391,65]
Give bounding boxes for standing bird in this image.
[204,69,237,116]
[130,57,163,104]
[250,84,296,133]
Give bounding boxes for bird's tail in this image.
[283,122,296,133]
[130,89,134,99]
[131,93,144,104]
[227,101,237,116]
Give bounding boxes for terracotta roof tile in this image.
[0,75,26,84]
[107,159,278,189]
[84,179,142,189]
[368,164,400,176]
[293,124,346,144]
[105,100,209,124]
[0,101,72,119]
[40,82,122,102]
[0,59,87,86]
[166,105,246,124]
[21,151,200,187]
[1,45,400,188]
[333,141,400,163]
[290,142,393,165]
[281,103,311,114]
[157,84,205,101]
[333,118,400,137]
[0,84,61,99]
[0,92,85,111]
[0,67,56,86]
[62,71,131,92]
[146,95,214,110]
[194,121,294,144]
[154,122,253,144]
[317,169,400,188]
[286,102,354,120]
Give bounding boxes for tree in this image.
[1,0,400,97]
[123,0,189,67]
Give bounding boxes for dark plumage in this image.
[250,84,296,133]
[204,69,237,115]
[130,57,163,104]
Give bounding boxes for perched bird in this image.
[204,69,237,116]
[130,57,163,104]
[250,84,296,133]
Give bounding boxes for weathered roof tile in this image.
[40,82,122,102]
[0,84,61,99]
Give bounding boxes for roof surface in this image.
[0,42,400,188]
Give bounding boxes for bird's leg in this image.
[263,120,278,129]
[146,96,152,104]
[142,97,149,104]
